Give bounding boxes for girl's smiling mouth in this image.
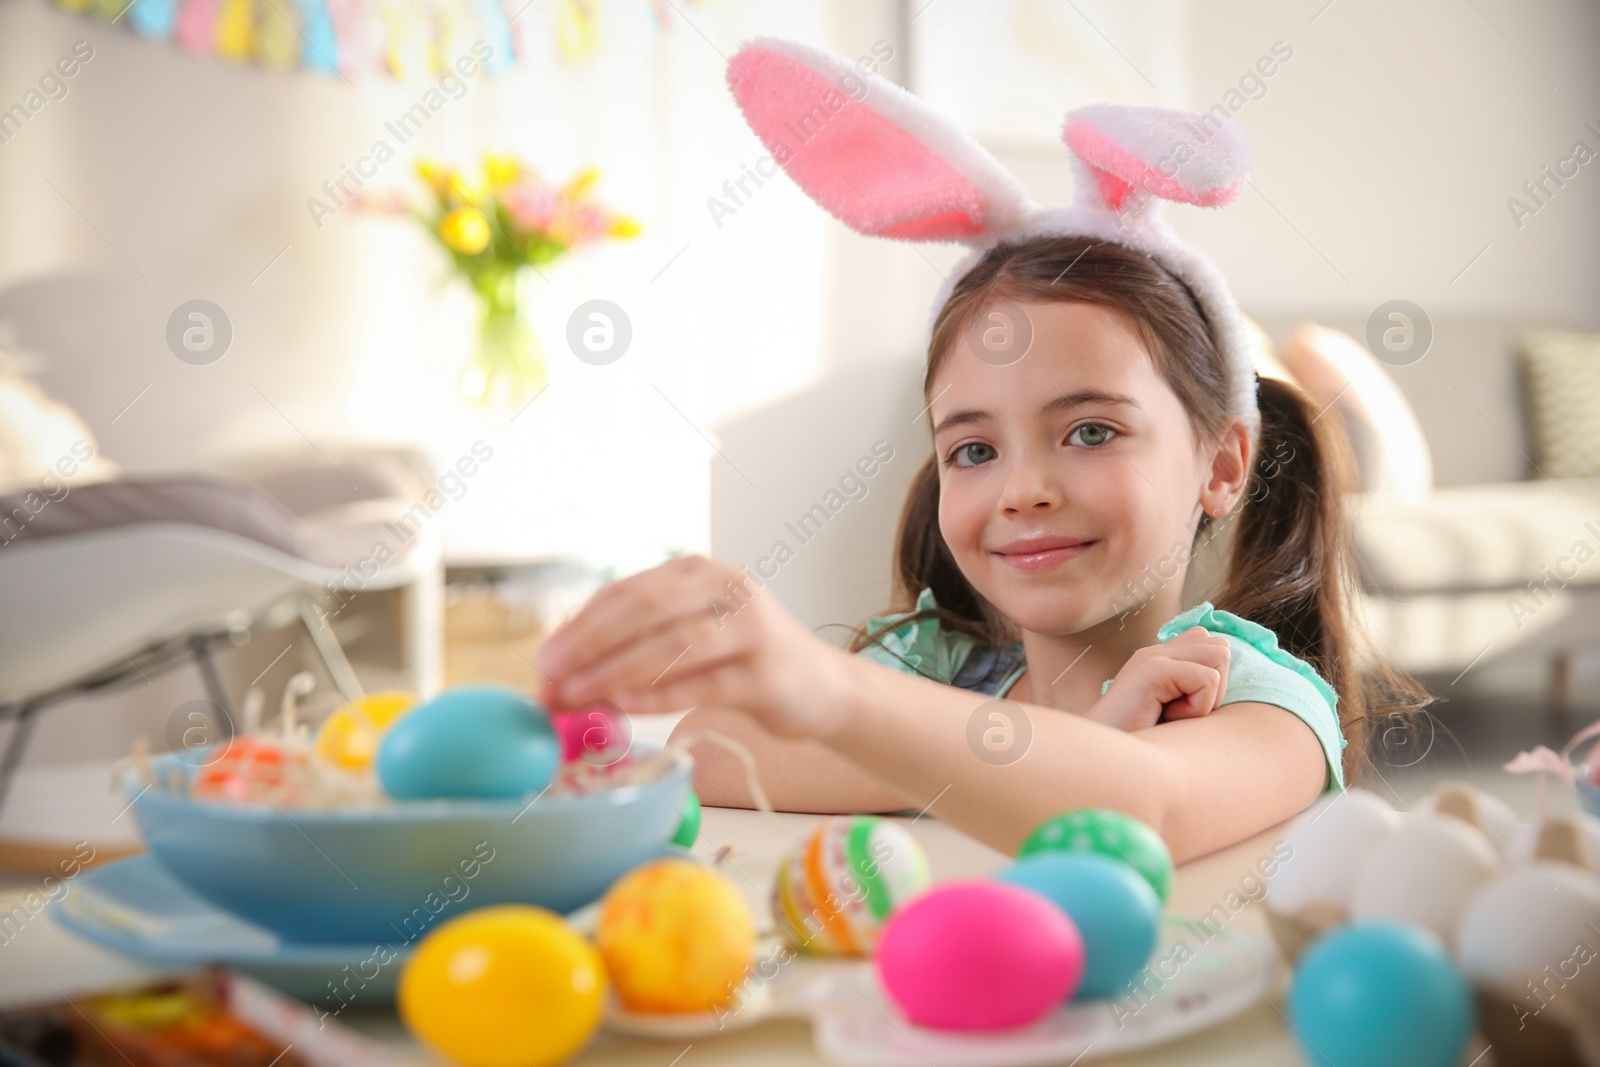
[993,535,1098,571]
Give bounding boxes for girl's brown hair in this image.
[846,234,1433,787]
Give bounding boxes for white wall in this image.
[1184,0,1599,321]
[715,0,1600,632]
[3,0,1597,768]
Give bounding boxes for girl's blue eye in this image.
[1069,423,1116,447]
[946,441,996,468]
[944,425,1117,467]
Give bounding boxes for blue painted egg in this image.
[996,852,1160,999]
[377,684,559,800]
[1289,921,1473,1067]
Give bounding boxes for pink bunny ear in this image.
[726,37,1035,244]
[1062,104,1252,213]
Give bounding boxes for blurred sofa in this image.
[1252,312,1600,703]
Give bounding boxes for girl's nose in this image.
[997,458,1062,513]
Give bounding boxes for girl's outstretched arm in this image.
[670,704,920,814]
[535,555,1328,865]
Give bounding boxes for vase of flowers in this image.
[380,153,639,408]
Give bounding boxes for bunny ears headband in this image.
[725,36,1264,443]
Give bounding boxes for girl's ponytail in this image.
[1210,374,1349,674]
[1210,373,1431,785]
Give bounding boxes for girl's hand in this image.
[1083,627,1231,732]
[532,554,848,739]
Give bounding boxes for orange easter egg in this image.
[596,858,755,1014]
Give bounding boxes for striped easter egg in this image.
[771,816,930,956]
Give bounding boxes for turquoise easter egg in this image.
[996,852,1160,999]
[377,684,558,800]
[1289,921,1473,1067]
[1019,808,1173,904]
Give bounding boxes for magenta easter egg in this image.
[876,880,1085,1031]
[551,703,631,763]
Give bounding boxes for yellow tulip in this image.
[443,167,487,204]
[565,167,601,199]
[415,160,451,199]
[439,207,491,254]
[609,215,642,239]
[484,152,521,189]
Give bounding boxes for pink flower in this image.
[507,187,561,233]
[1504,746,1575,788]
[572,203,608,242]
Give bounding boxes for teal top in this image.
[858,587,1347,792]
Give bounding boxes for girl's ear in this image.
[726,37,1035,244]
[1061,104,1252,214]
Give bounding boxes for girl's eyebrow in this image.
[932,389,1143,437]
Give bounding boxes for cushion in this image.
[1278,323,1433,504]
[1352,478,1600,594]
[1519,328,1600,478]
[0,475,307,557]
[1240,312,1293,383]
[0,474,425,572]
[0,361,120,496]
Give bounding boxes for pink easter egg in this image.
[551,703,631,763]
[876,880,1085,1031]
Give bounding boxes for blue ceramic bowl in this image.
[123,745,691,944]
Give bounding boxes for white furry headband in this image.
[726,36,1263,444]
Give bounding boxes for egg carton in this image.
[1265,782,1600,1067]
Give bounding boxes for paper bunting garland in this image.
[51,0,699,78]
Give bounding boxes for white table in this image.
[0,799,1338,1066]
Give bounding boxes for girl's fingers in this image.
[539,556,739,680]
[614,669,737,718]
[538,560,703,675]
[1162,695,1208,721]
[1159,629,1231,669]
[1155,661,1222,720]
[554,610,746,707]
[1154,631,1230,702]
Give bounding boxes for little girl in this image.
[533,40,1429,864]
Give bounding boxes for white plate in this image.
[597,917,1280,1064]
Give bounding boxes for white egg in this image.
[1265,788,1400,916]
[1349,813,1500,946]
[1414,781,1523,857]
[1457,863,1600,1031]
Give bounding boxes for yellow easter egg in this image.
[314,690,418,770]
[596,857,755,1014]
[398,905,605,1067]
